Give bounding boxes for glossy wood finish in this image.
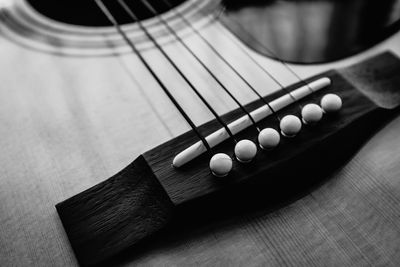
[57,156,174,266]
[1,0,400,266]
[57,52,400,266]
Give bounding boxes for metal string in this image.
[218,5,317,96]
[188,0,304,110]
[132,0,260,132]
[116,0,238,143]
[159,0,282,123]
[215,19,303,108]
[94,0,212,152]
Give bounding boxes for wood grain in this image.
[1,1,400,266]
[56,156,174,266]
[56,52,400,266]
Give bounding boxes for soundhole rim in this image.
[1,0,220,57]
[25,0,190,27]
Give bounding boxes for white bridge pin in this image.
[172,77,332,168]
[234,139,257,163]
[321,94,342,113]
[210,153,232,177]
[258,128,280,150]
[280,115,302,137]
[302,103,323,124]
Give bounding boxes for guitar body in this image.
[1,0,400,266]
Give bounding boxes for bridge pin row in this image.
[209,93,342,177]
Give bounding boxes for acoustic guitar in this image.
[1,0,400,266]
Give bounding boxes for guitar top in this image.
[1,0,400,266]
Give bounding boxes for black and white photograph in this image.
[1,0,400,266]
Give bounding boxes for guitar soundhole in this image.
[27,0,188,26]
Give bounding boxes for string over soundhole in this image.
[27,0,188,26]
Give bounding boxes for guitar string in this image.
[218,5,317,97]
[169,1,313,109]
[145,0,318,115]
[157,0,282,123]
[114,0,238,144]
[97,0,312,153]
[185,0,304,109]
[94,0,212,152]
[120,0,260,133]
